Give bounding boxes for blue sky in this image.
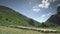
[0,0,60,23]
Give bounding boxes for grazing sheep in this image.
[8,25,59,33]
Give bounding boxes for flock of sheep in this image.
[8,25,60,33]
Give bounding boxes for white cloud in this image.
[38,4,44,8]
[41,13,52,18]
[45,3,50,8]
[38,0,51,8]
[41,15,46,17]
[32,6,40,12]
[33,8,40,12]
[32,0,56,12]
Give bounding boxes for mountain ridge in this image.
[46,6,60,26]
[0,5,40,27]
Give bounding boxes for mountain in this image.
[46,15,60,25]
[46,6,60,26]
[0,5,40,27]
